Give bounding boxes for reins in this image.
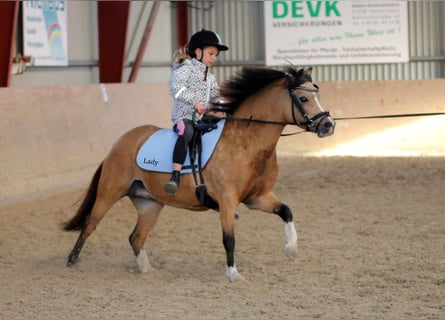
[224,115,308,136]
[225,115,299,126]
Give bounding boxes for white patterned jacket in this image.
[168,58,220,124]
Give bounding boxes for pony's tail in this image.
[63,163,103,231]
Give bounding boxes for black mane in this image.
[214,66,312,115]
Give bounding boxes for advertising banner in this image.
[265,0,408,66]
[23,1,68,66]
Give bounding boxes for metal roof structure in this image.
[1,1,444,87]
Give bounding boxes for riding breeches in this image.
[172,118,195,165]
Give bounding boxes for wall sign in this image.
[265,0,408,66]
[23,1,68,66]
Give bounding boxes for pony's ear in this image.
[305,67,313,76]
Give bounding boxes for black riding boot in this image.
[164,170,180,195]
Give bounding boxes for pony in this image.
[63,66,335,282]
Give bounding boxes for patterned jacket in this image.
[168,58,220,124]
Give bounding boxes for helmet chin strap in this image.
[196,48,208,81]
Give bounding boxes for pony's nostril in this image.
[324,122,332,128]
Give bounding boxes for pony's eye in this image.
[299,96,308,103]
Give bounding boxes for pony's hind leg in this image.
[128,196,164,273]
[67,192,122,266]
[65,160,132,266]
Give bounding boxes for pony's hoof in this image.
[230,273,245,282]
[139,265,154,273]
[284,243,298,258]
[226,266,245,282]
[67,253,78,266]
[137,249,153,273]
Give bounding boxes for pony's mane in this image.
[214,66,312,115]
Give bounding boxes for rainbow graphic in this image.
[48,23,62,45]
[43,10,65,60]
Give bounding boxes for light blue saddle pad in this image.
[136,119,225,173]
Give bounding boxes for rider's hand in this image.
[195,102,206,115]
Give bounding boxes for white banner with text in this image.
[265,0,408,66]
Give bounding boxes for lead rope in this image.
[334,112,445,121]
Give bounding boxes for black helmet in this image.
[188,29,229,57]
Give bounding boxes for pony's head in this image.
[214,66,335,137]
[283,67,335,137]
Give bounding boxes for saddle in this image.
[135,115,225,209]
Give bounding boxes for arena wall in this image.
[0,83,171,206]
[1,79,444,206]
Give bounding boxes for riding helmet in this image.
[188,29,229,57]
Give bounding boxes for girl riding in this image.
[164,29,229,195]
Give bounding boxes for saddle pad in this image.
[136,119,225,173]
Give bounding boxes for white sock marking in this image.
[137,249,151,273]
[284,222,297,245]
[226,265,245,282]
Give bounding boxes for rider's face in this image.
[196,46,220,67]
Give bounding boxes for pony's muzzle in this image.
[316,116,335,137]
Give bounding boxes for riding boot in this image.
[164,170,180,195]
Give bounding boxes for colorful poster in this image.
[23,1,68,66]
[264,0,408,66]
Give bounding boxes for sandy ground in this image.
[0,156,444,320]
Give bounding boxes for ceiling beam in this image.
[176,1,189,48]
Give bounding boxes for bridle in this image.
[288,84,331,131]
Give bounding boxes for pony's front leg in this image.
[223,231,245,282]
[246,195,298,257]
[220,202,245,282]
[274,204,298,257]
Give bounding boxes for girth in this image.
[189,115,220,210]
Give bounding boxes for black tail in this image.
[63,163,103,231]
